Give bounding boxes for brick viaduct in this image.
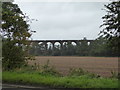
[30,40,94,49]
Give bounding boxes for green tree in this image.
[2,40,26,70]
[1,2,34,70]
[89,37,108,56]
[66,42,75,56]
[100,1,120,56]
[1,2,32,44]
[79,37,89,56]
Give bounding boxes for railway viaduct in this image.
[29,40,94,49]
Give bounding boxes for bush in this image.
[2,40,26,70]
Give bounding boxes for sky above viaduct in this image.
[14,0,108,40]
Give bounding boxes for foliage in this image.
[2,40,26,70]
[68,68,100,78]
[100,1,120,39]
[3,71,118,88]
[89,37,107,56]
[1,2,32,42]
[41,60,61,76]
[69,68,87,76]
[29,37,118,57]
[100,0,120,56]
[1,2,34,70]
[2,62,118,88]
[78,37,89,56]
[110,70,118,78]
[12,59,61,76]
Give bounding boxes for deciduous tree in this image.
[1,2,34,70]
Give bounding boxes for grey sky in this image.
[14,1,107,40]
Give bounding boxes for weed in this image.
[41,60,61,76]
[69,68,100,78]
[69,68,86,76]
[110,70,118,78]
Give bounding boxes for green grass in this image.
[2,71,118,88]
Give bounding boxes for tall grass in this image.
[2,60,119,88]
[3,71,118,88]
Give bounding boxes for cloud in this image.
[15,2,107,40]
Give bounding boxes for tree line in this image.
[29,37,118,57]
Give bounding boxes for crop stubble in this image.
[28,56,118,77]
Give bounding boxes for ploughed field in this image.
[28,56,118,77]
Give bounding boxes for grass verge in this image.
[2,71,118,88]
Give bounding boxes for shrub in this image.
[2,41,26,70]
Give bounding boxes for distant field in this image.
[28,56,118,77]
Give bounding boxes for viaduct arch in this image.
[29,40,94,49]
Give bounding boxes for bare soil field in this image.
[28,56,118,77]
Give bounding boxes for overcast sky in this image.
[14,1,108,40]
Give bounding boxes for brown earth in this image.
[28,56,118,77]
